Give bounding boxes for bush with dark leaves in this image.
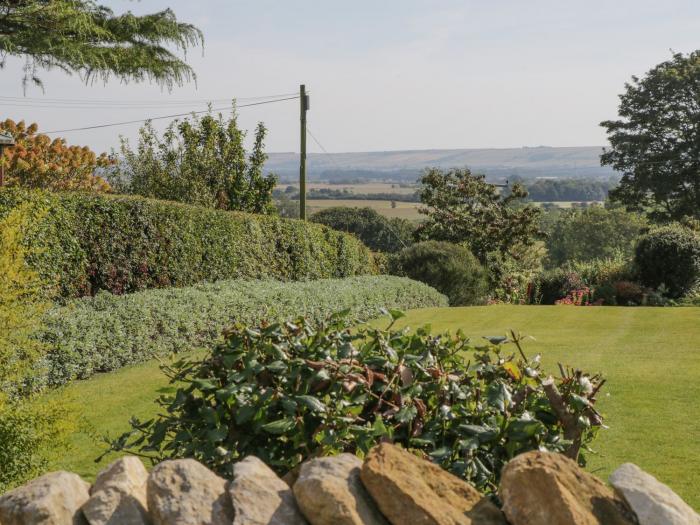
[106,311,605,493]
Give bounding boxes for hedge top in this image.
[0,189,377,299]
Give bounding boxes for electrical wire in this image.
[306,127,333,156]
[305,125,410,249]
[41,96,299,134]
[0,92,298,108]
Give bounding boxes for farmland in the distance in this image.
[279,180,602,220]
[284,181,418,195]
[306,198,422,220]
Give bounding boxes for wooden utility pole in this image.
[299,84,309,220]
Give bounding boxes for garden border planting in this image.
[37,275,447,387]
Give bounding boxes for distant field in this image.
[265,146,613,179]
[305,197,601,220]
[280,182,417,195]
[306,199,422,220]
[534,201,604,208]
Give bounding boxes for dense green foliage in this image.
[0,204,46,394]
[111,110,276,213]
[415,168,542,261]
[522,178,616,203]
[0,206,74,492]
[0,189,376,299]
[274,194,300,219]
[107,312,603,493]
[565,257,634,288]
[485,242,546,304]
[602,52,700,222]
[389,241,488,306]
[311,206,415,253]
[0,397,74,492]
[544,206,647,267]
[535,269,586,305]
[534,257,634,305]
[39,276,447,388]
[0,1,201,88]
[635,225,700,298]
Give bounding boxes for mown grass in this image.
[49,306,700,508]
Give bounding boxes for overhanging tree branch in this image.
[0,0,203,89]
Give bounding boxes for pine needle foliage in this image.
[0,1,203,88]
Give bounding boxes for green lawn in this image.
[49,306,700,508]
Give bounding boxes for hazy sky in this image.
[2,0,699,154]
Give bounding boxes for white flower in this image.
[579,376,594,395]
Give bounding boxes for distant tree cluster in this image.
[523,178,616,202]
[310,206,414,253]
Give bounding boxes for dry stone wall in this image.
[1,444,698,525]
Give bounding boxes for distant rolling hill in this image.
[266,145,615,182]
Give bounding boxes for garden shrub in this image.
[110,111,276,213]
[554,287,596,306]
[635,224,700,298]
[0,189,377,299]
[544,206,647,267]
[484,242,545,304]
[310,206,415,253]
[565,256,634,288]
[388,241,488,305]
[0,206,75,492]
[106,311,604,493]
[0,397,75,493]
[613,280,644,306]
[536,257,637,306]
[39,276,448,387]
[535,269,585,305]
[592,282,617,306]
[0,203,47,394]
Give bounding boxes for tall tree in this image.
[112,108,277,213]
[601,51,700,222]
[414,167,542,261]
[0,1,202,88]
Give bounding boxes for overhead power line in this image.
[306,127,332,156]
[305,125,409,249]
[41,95,300,134]
[0,92,297,108]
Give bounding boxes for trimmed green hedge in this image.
[38,276,448,387]
[0,189,376,299]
